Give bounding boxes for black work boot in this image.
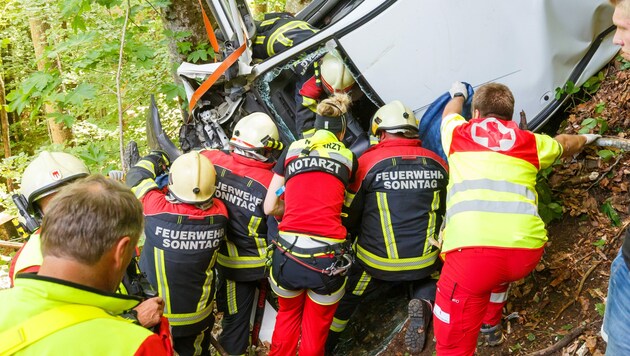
[405,299,432,353]
[480,323,505,346]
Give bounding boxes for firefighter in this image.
[433,82,599,355]
[127,151,228,356]
[9,151,166,330]
[263,93,357,356]
[201,112,283,355]
[325,101,449,354]
[0,175,171,355]
[296,51,357,139]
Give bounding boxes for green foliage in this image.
[595,303,606,317]
[527,333,536,341]
[536,163,564,224]
[617,55,630,70]
[592,238,606,249]
[582,70,605,94]
[597,149,615,161]
[555,80,580,100]
[561,323,573,331]
[1,0,183,170]
[601,200,621,226]
[578,117,608,135]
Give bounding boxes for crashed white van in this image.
[150,0,619,159]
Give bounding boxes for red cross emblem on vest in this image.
[471,118,516,151]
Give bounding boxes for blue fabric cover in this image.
[418,83,474,162]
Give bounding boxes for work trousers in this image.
[326,262,438,353]
[433,246,544,356]
[268,246,346,356]
[601,249,630,356]
[216,278,259,355]
[173,326,212,356]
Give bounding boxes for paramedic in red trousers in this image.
[433,82,599,355]
[325,101,449,355]
[126,151,228,356]
[296,51,356,138]
[9,151,165,329]
[0,175,171,355]
[264,93,357,356]
[201,113,283,355]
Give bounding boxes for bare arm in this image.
[442,96,465,118]
[554,134,587,158]
[264,174,286,216]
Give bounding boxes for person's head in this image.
[320,52,356,94]
[315,92,352,140]
[40,175,143,291]
[230,112,281,162]
[20,151,89,214]
[471,83,515,121]
[612,0,630,61]
[168,151,217,206]
[371,100,419,141]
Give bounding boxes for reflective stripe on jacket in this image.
[440,114,563,253]
[346,139,448,281]
[252,13,319,60]
[201,149,274,281]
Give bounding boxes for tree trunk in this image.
[162,1,215,66]
[0,65,12,191]
[28,17,73,145]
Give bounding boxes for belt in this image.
[277,233,345,256]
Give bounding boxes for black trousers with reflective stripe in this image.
[216,277,258,355]
[174,325,213,356]
[325,262,438,354]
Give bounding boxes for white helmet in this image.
[320,52,355,93]
[20,151,89,209]
[371,100,419,137]
[230,112,280,150]
[168,151,216,204]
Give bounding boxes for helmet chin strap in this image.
[233,147,269,162]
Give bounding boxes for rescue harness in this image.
[269,234,353,277]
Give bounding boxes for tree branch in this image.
[116,0,131,173]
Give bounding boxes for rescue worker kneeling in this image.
[264,93,357,356]
[201,113,283,355]
[127,151,228,356]
[325,101,449,354]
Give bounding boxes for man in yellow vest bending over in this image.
[0,175,172,355]
[433,82,599,356]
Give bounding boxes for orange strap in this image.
[188,42,247,113]
[197,0,220,56]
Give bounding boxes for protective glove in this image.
[150,150,171,168]
[581,134,601,145]
[449,81,468,100]
[108,170,124,182]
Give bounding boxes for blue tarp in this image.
[418,83,474,162]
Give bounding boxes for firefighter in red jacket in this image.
[264,93,357,356]
[326,101,449,354]
[201,112,283,355]
[434,82,599,355]
[127,151,228,356]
